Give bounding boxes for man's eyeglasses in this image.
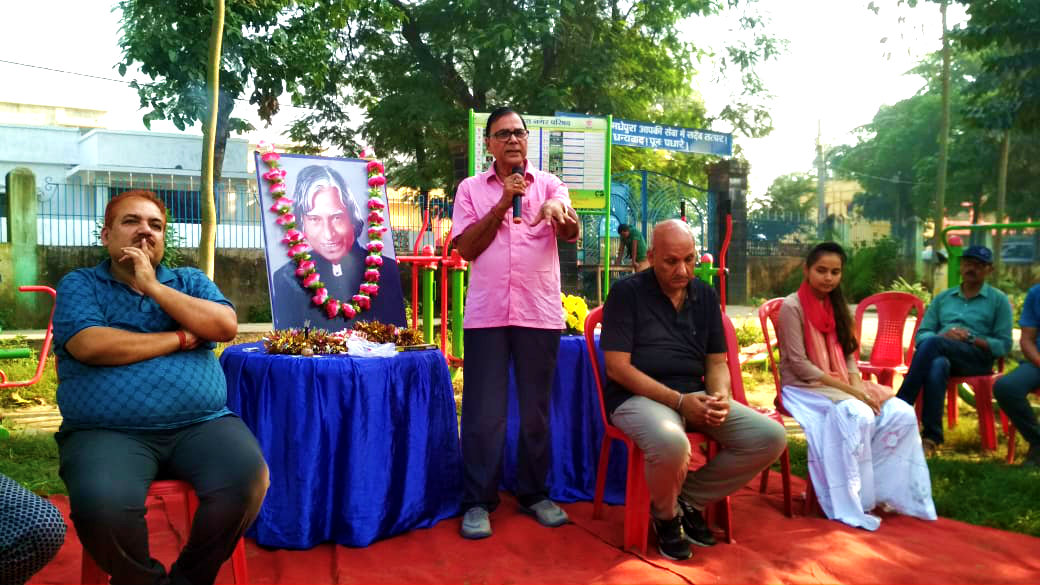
[490,129,530,141]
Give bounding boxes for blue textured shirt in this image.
[915,283,1014,357]
[1020,284,1040,329]
[53,260,234,431]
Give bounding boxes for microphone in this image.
[511,166,524,224]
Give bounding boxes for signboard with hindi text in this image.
[468,111,611,210]
[611,118,732,156]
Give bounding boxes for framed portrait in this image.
[255,153,407,330]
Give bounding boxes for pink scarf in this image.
[797,281,894,403]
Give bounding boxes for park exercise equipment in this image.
[0,286,56,389]
[941,221,1040,289]
[394,193,732,369]
[0,286,56,440]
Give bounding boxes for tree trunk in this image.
[931,0,950,287]
[200,0,226,279]
[993,128,1010,273]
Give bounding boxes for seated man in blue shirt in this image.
[600,220,786,561]
[994,283,1040,467]
[896,245,1013,455]
[53,191,269,585]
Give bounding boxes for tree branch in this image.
[387,0,478,109]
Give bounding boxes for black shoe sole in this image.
[684,534,717,548]
[657,544,693,561]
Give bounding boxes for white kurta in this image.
[782,386,937,530]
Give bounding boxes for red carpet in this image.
[31,477,1040,584]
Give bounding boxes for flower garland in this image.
[258,143,388,321]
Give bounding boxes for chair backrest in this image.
[583,305,611,429]
[854,291,924,368]
[721,313,750,406]
[757,298,788,416]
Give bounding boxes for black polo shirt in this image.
[599,270,726,415]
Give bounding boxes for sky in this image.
[0,0,967,199]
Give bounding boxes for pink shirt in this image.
[450,163,572,329]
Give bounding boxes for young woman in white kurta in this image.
[777,242,936,530]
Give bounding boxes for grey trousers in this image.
[57,415,269,585]
[611,394,787,520]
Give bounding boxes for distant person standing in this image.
[617,224,649,272]
[450,107,579,540]
[994,283,1040,466]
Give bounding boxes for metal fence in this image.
[4,180,440,253]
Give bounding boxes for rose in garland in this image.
[259,144,388,322]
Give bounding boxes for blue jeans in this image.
[896,336,993,443]
[994,362,1040,450]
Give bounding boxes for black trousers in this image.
[57,415,269,585]
[460,326,561,511]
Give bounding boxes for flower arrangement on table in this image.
[263,321,428,356]
[258,142,388,321]
[561,293,589,335]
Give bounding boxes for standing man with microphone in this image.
[451,106,579,539]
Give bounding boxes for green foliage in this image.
[953,0,1040,133]
[733,318,763,348]
[753,172,816,216]
[844,237,905,302]
[288,0,782,192]
[246,303,273,324]
[831,47,1040,225]
[117,0,361,178]
[887,276,932,305]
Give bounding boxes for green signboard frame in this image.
[467,110,615,296]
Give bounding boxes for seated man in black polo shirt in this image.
[600,219,786,561]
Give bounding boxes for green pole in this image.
[947,236,963,290]
[422,264,435,344]
[451,266,466,359]
[0,348,32,360]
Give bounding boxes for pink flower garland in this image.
[258,143,386,321]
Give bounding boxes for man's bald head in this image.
[648,219,698,298]
[651,219,697,251]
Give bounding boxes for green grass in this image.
[0,432,64,495]
[0,338,58,406]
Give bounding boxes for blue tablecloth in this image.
[501,335,628,504]
[220,343,462,549]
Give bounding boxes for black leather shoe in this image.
[652,515,692,560]
[678,498,717,547]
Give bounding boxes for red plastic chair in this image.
[722,314,793,517]
[853,292,924,388]
[584,306,732,553]
[1003,387,1040,463]
[915,358,1005,451]
[758,297,820,516]
[0,286,56,389]
[80,480,249,583]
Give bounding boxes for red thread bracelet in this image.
[175,330,187,351]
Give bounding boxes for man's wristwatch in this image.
[965,332,976,344]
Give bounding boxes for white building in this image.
[0,103,260,247]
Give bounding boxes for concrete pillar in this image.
[5,168,39,322]
[558,239,579,296]
[707,159,749,305]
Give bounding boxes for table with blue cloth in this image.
[220,342,462,549]
[501,334,628,504]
